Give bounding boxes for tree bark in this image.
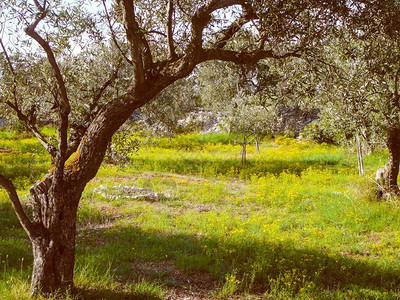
[29,176,81,295]
[255,134,259,154]
[384,126,400,193]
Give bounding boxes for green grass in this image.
[0,131,50,188]
[1,131,400,299]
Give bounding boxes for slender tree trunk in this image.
[255,134,260,154]
[29,177,81,294]
[241,135,247,165]
[384,126,400,193]
[361,128,373,155]
[356,131,364,176]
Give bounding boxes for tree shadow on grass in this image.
[75,225,400,299]
[72,286,161,300]
[2,197,397,298]
[133,156,348,178]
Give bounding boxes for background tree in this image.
[348,1,400,192]
[0,0,349,295]
[302,1,400,193]
[197,60,281,163]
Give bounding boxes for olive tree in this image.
[349,1,400,192]
[197,61,280,163]
[0,0,348,295]
[304,1,400,193]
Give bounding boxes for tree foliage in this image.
[198,61,279,142]
[298,0,400,192]
[137,76,198,139]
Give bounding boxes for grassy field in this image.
[1,130,400,299]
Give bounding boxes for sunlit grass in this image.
[0,131,50,188]
[1,130,399,299]
[131,136,349,180]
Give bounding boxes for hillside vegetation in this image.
[1,130,399,299]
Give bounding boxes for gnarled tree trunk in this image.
[25,92,144,294]
[29,176,82,294]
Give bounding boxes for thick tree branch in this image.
[140,32,155,74]
[213,11,256,49]
[119,0,146,85]
[162,0,245,77]
[167,0,176,59]
[155,0,252,81]
[33,0,47,12]
[189,0,244,50]
[0,174,35,239]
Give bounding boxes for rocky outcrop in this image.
[274,106,319,135]
[177,109,226,133]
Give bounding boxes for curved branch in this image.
[145,30,167,37]
[0,38,17,101]
[190,0,244,50]
[167,0,245,76]
[33,0,47,12]
[24,4,70,185]
[213,11,256,49]
[176,0,191,18]
[120,0,146,85]
[1,38,57,157]
[24,26,70,116]
[0,173,35,239]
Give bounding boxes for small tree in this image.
[198,61,281,163]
